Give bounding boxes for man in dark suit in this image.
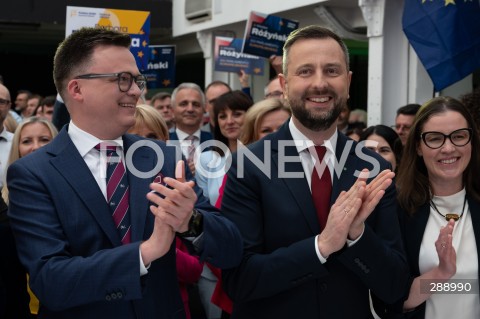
[7,28,242,319]
[169,82,213,176]
[221,25,409,318]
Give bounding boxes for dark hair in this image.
[460,87,480,132]
[34,95,56,116]
[212,90,253,154]
[359,124,403,171]
[150,92,171,105]
[282,25,350,76]
[396,103,421,116]
[53,27,131,100]
[396,96,480,214]
[205,81,231,93]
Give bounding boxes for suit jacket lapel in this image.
[270,122,320,234]
[48,129,121,246]
[331,134,358,204]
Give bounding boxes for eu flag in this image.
[403,0,480,91]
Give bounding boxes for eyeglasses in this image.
[74,72,146,92]
[0,98,10,106]
[421,128,472,149]
[391,124,411,132]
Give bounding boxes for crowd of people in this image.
[1,24,480,319]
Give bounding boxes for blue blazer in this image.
[7,127,242,319]
[221,121,409,319]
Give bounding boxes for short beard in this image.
[289,91,345,132]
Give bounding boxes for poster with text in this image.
[214,36,264,75]
[242,11,298,58]
[144,45,176,89]
[66,6,151,71]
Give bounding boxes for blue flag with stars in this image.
[402,0,480,91]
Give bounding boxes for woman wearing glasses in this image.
[393,96,480,318]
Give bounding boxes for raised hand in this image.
[348,169,394,239]
[317,179,365,258]
[146,160,197,233]
[435,219,456,278]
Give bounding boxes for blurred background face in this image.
[395,114,415,145]
[173,88,204,130]
[0,86,11,124]
[153,97,174,123]
[205,84,230,125]
[41,104,54,122]
[15,92,28,111]
[18,122,53,157]
[364,134,397,171]
[265,78,283,99]
[217,107,246,141]
[26,97,40,117]
[257,109,290,140]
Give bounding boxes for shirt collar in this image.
[176,128,201,141]
[0,127,13,142]
[68,121,124,157]
[288,118,337,157]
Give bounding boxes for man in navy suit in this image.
[221,25,409,318]
[169,82,212,176]
[7,28,242,319]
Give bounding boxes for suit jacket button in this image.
[105,295,111,301]
[111,293,117,300]
[117,292,123,299]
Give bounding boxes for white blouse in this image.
[419,189,479,319]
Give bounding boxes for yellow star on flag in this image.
[162,79,171,87]
[142,40,148,47]
[137,51,144,58]
[444,0,456,5]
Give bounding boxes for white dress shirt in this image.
[175,128,202,158]
[288,119,362,263]
[67,121,148,275]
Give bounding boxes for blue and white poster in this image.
[242,11,299,58]
[144,45,176,89]
[214,36,264,75]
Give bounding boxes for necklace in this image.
[430,194,467,222]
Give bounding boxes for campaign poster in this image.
[66,6,151,71]
[214,36,264,75]
[242,11,299,58]
[144,45,176,89]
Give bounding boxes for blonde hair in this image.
[128,104,169,141]
[2,117,58,203]
[240,99,291,145]
[4,112,18,133]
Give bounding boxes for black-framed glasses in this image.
[74,72,146,92]
[0,98,10,106]
[421,128,472,149]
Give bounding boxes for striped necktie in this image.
[185,135,198,164]
[95,143,131,244]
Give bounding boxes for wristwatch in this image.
[177,209,203,237]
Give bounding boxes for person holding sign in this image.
[7,27,242,319]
